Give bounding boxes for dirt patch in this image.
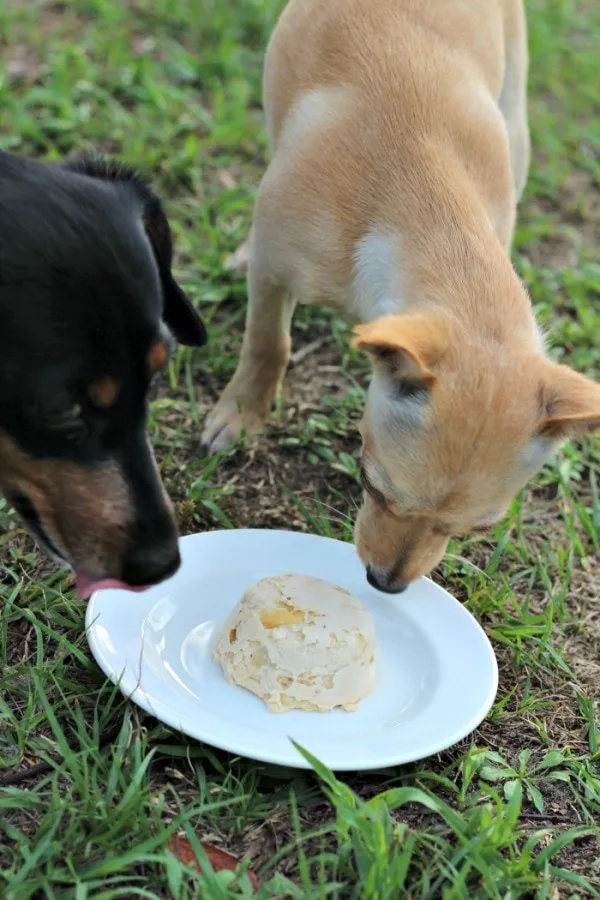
[561,565,600,691]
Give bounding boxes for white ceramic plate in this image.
[86,529,497,771]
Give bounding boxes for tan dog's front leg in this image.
[202,261,295,454]
[500,0,530,205]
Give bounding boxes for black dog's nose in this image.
[122,538,181,588]
[366,564,408,595]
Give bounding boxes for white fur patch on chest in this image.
[352,230,406,321]
[276,86,350,152]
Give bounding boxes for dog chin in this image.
[25,527,147,600]
[19,516,69,567]
[8,494,151,600]
[7,492,66,561]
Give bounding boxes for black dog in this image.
[0,151,206,598]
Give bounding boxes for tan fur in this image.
[353,314,451,385]
[202,0,600,588]
[0,432,133,576]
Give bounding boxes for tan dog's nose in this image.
[366,564,408,595]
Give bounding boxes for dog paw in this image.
[201,408,244,455]
[201,397,266,456]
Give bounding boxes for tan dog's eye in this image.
[395,379,428,401]
[359,464,389,508]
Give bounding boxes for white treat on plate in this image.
[213,573,376,713]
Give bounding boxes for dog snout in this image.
[122,528,181,587]
[366,564,408,595]
[116,434,183,587]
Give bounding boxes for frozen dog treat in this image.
[213,574,375,712]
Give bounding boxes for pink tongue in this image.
[76,574,149,601]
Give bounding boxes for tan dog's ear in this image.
[352,313,451,385]
[538,365,600,439]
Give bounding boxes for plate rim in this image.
[85,528,499,771]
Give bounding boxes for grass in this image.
[0,0,599,896]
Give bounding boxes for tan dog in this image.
[203,0,600,592]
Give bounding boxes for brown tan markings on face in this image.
[146,339,168,376]
[88,376,121,408]
[0,432,132,574]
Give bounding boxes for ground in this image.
[0,0,599,897]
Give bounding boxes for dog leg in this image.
[202,254,295,454]
[499,0,530,204]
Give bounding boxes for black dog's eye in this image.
[41,405,88,443]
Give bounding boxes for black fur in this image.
[0,150,207,587]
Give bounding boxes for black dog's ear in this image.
[63,155,207,347]
[139,193,207,347]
